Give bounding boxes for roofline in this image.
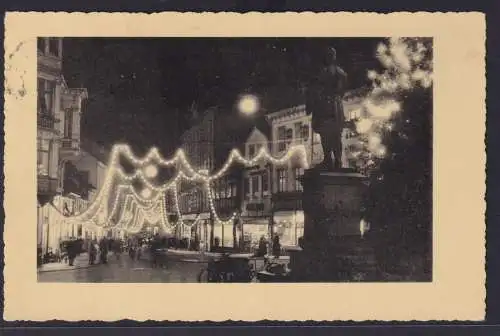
[265,104,306,122]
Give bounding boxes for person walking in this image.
[99,237,109,264]
[88,238,97,265]
[272,235,281,259]
[67,238,77,266]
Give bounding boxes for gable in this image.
[245,127,268,145]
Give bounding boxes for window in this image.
[251,175,260,196]
[285,128,293,145]
[37,139,50,176]
[230,183,237,197]
[294,122,302,140]
[64,109,73,138]
[262,171,269,193]
[37,38,45,53]
[244,177,250,195]
[37,79,56,115]
[300,124,309,140]
[48,38,60,57]
[295,168,304,191]
[248,144,255,158]
[277,168,288,192]
[277,126,286,152]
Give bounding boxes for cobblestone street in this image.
[38,254,207,283]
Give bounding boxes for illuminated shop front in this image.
[273,211,304,247]
[240,218,269,251]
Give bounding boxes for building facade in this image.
[176,107,242,250]
[243,94,365,248]
[37,37,113,255]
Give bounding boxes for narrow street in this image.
[38,254,207,283]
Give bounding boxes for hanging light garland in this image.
[59,142,310,235]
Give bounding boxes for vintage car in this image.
[198,253,255,283]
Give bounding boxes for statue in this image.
[305,47,347,170]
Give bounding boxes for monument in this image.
[290,47,373,281]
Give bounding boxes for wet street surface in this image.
[38,255,207,283]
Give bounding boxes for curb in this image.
[179,258,209,263]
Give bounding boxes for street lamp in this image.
[237,94,259,116]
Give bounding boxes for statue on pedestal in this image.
[305,47,348,171]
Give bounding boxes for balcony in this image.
[272,191,303,212]
[37,113,58,131]
[214,197,240,216]
[243,196,272,217]
[60,138,80,156]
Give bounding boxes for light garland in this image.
[58,141,310,236]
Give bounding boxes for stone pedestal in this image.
[293,168,369,281]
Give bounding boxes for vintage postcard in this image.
[3,12,486,321]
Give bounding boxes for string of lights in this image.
[58,142,310,235]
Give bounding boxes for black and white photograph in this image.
[36,36,433,283]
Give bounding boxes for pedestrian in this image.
[114,239,122,261]
[66,238,77,266]
[150,236,159,268]
[272,235,281,259]
[99,237,109,264]
[88,238,97,265]
[256,236,268,257]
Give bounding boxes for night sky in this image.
[62,37,383,156]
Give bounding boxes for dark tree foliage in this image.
[365,84,433,276]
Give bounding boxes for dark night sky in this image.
[62,37,383,156]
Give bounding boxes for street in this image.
[38,254,207,283]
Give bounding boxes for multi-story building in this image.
[238,125,273,249]
[241,93,365,248]
[176,106,243,249]
[37,37,114,255]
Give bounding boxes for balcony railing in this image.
[37,113,58,130]
[214,197,240,215]
[61,138,79,151]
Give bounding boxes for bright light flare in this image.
[238,94,259,115]
[143,164,158,179]
[141,188,152,199]
[356,118,373,134]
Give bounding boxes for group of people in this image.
[126,234,168,269]
[254,235,282,258]
[86,237,123,265]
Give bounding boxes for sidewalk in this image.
[38,252,97,273]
